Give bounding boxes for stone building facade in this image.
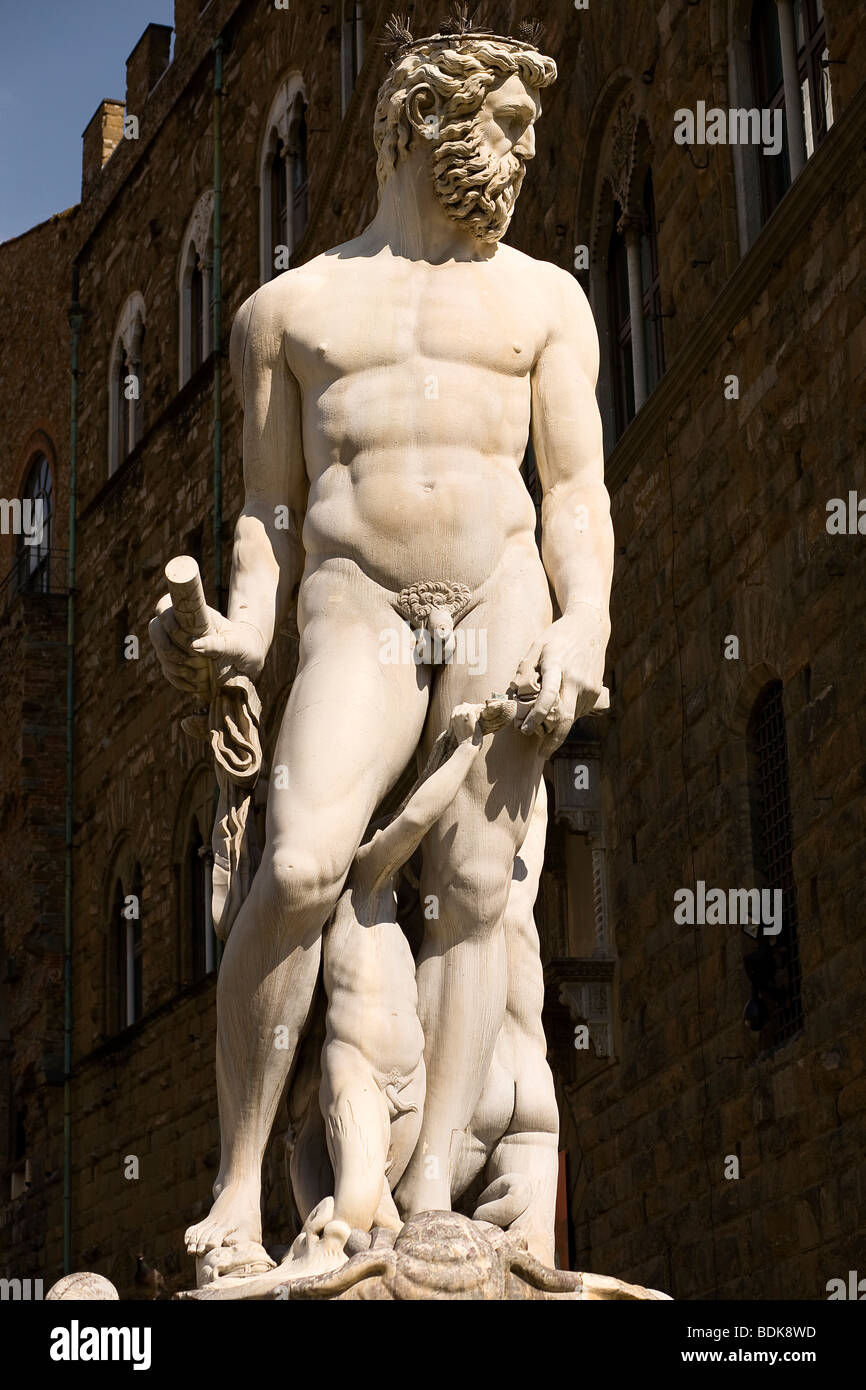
[0,0,863,1299]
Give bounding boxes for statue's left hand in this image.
[512,607,608,755]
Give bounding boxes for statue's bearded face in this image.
[430,73,541,245]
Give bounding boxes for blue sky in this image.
[0,0,175,243]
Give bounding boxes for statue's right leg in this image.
[185,562,429,1258]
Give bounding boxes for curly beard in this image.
[430,119,527,245]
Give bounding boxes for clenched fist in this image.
[148,596,266,697]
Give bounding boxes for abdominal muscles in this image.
[303,450,538,592]
[300,361,538,590]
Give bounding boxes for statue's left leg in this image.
[395,544,552,1218]
[479,778,559,1266]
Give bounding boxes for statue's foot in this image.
[185,1183,262,1257]
[198,1241,276,1287]
[277,1198,351,1281]
[279,1223,351,1280]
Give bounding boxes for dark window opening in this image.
[752,0,790,219]
[110,864,143,1033]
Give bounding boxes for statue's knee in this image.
[268,844,344,919]
[438,863,510,937]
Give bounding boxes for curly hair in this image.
[373,37,557,193]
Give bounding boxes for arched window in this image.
[751,0,834,222]
[583,93,665,452]
[108,854,143,1033]
[16,453,52,594]
[743,681,803,1045]
[259,75,309,282]
[178,191,214,386]
[341,2,365,115]
[108,292,146,474]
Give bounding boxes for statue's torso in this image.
[276,244,554,592]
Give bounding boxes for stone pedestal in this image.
[176,1212,671,1302]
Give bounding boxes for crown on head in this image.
[383,8,545,60]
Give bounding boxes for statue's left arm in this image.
[515,268,614,752]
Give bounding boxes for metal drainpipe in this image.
[213,35,224,608]
[64,263,83,1274]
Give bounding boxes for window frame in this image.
[108,292,146,475]
[107,855,144,1035]
[259,74,309,283]
[178,191,214,387]
[16,453,53,595]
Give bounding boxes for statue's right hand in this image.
[449,702,484,746]
[148,596,265,696]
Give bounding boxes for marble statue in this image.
[150,13,634,1301]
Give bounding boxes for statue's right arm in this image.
[149,287,307,693]
[223,287,307,672]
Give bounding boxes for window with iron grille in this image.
[746,681,803,1046]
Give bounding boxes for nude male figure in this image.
[150,25,613,1273]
